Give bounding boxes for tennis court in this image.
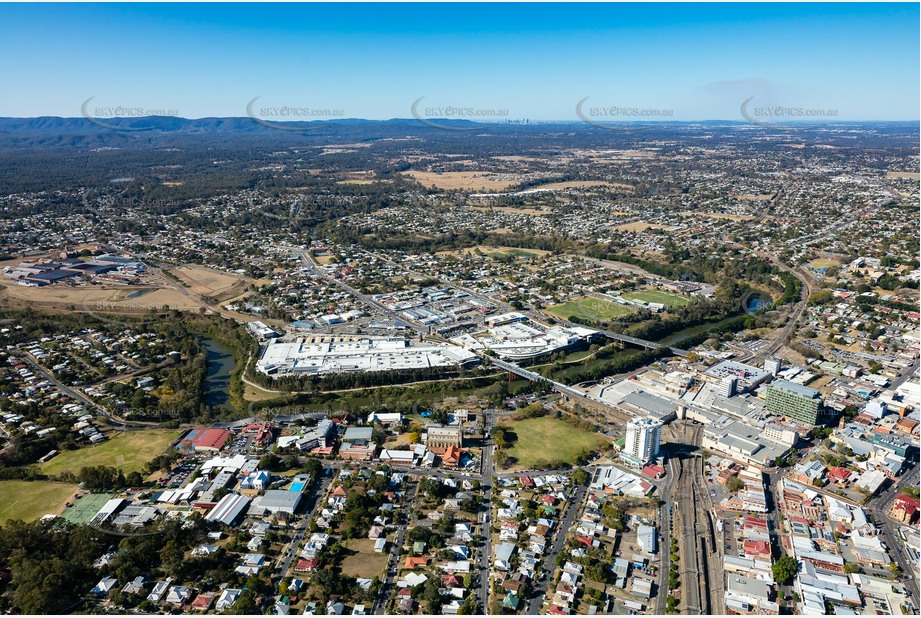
[60,492,115,524]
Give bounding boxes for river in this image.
[656,314,746,347]
[201,337,236,410]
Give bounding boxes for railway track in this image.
[672,423,724,614]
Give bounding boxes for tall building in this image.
[764,357,782,377]
[622,417,662,467]
[765,380,824,425]
[721,376,738,398]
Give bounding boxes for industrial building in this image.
[206,494,250,526]
[252,489,302,515]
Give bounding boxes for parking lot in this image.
[162,459,200,489]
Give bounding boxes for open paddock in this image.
[545,297,634,322]
[615,221,679,233]
[436,245,550,260]
[41,429,180,477]
[622,289,692,308]
[499,415,609,470]
[0,282,200,312]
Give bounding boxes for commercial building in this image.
[764,357,782,377]
[891,494,920,524]
[721,376,738,398]
[704,361,772,393]
[765,380,824,425]
[701,418,793,469]
[255,336,479,377]
[621,417,662,467]
[450,317,600,361]
[253,489,302,515]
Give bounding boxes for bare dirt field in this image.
[171,265,251,301]
[886,171,921,180]
[679,211,756,221]
[404,170,519,191]
[615,221,679,232]
[492,155,543,162]
[0,282,200,311]
[733,194,774,202]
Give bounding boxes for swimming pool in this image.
[289,481,305,492]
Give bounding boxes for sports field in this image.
[622,289,692,308]
[545,297,634,322]
[500,415,609,469]
[41,429,180,477]
[0,480,78,523]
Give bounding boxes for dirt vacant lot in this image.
[0,282,200,312]
[615,221,679,233]
[436,245,550,259]
[171,265,251,301]
[341,538,389,579]
[404,170,520,191]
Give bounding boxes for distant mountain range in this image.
[0,116,915,150]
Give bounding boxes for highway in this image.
[489,357,591,401]
[749,261,815,363]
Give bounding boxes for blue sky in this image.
[0,3,917,121]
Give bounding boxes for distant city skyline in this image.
[0,2,918,121]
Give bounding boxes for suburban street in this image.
[372,482,418,615]
[525,482,588,614]
[476,410,496,612]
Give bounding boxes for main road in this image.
[282,245,429,337]
[864,467,921,605]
